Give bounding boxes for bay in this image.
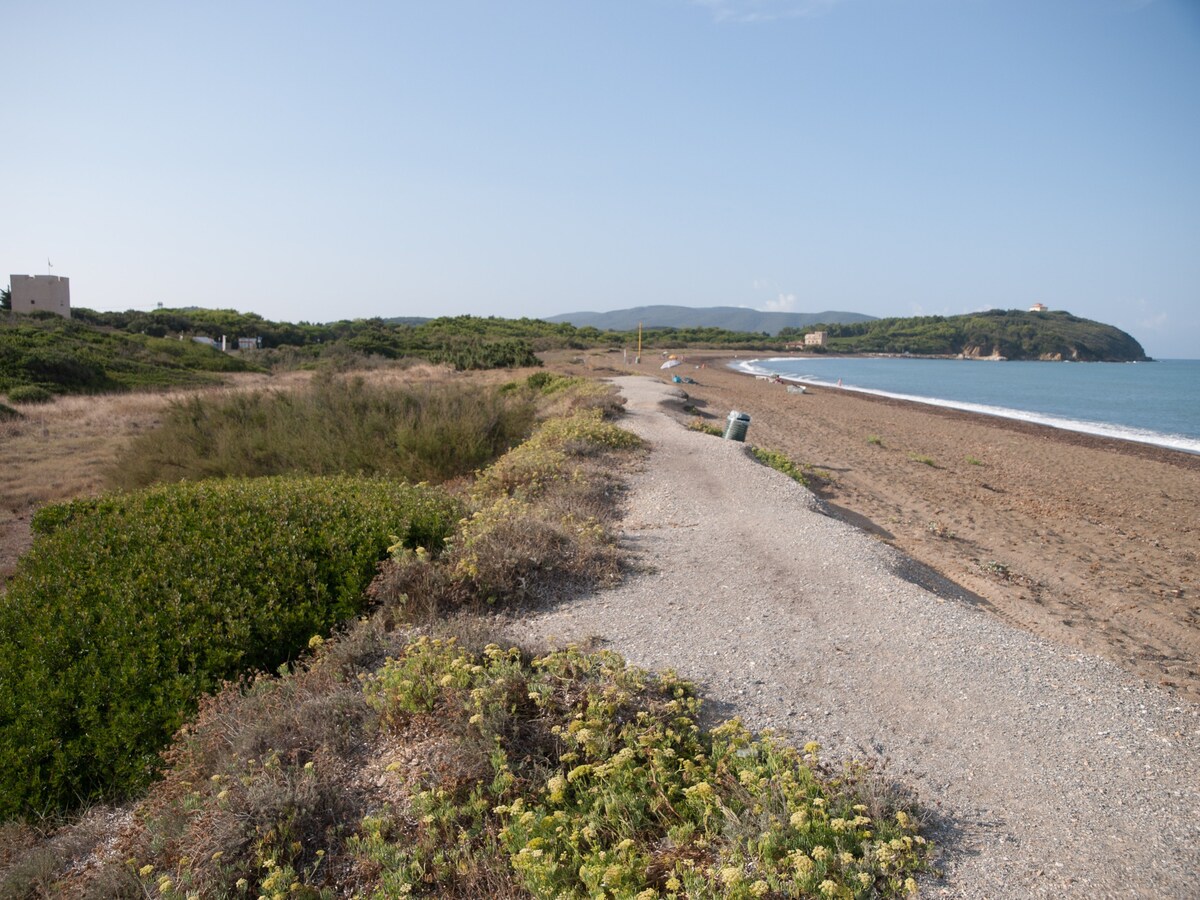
[734,357,1200,454]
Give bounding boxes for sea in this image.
[733,356,1200,455]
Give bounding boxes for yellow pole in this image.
[637,322,642,363]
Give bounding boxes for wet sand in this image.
[553,350,1200,703]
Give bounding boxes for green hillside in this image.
[798,310,1149,361]
[1,306,1150,401]
[0,314,254,396]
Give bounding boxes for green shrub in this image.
[371,406,637,617]
[0,316,253,396]
[350,640,933,898]
[524,371,560,390]
[473,408,641,501]
[0,476,462,817]
[426,337,540,370]
[750,446,810,487]
[5,384,53,404]
[687,417,724,437]
[109,375,536,490]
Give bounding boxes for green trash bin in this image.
[723,410,751,442]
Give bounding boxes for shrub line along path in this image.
[506,376,1200,899]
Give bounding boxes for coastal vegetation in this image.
[0,314,253,396]
[749,446,821,488]
[108,374,538,490]
[2,305,1148,403]
[782,309,1148,361]
[0,476,461,816]
[0,369,934,897]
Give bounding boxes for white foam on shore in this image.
[733,359,1200,455]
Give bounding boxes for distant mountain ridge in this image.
[545,305,876,335]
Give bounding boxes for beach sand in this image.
[551,349,1200,703]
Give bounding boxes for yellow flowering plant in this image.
[351,642,933,898]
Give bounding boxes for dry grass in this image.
[0,366,457,583]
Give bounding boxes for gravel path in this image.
[505,376,1200,899]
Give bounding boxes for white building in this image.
[10,274,71,318]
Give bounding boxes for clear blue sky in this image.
[4,1,1198,357]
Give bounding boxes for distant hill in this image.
[545,305,876,335]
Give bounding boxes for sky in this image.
[3,1,1198,357]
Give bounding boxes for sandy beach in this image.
[551,350,1200,703]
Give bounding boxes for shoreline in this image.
[729,355,1200,456]
[549,349,1200,702]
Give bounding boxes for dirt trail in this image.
[507,376,1200,899]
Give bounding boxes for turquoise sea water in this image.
[734,357,1200,454]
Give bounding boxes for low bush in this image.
[64,641,930,899]
[473,408,641,502]
[5,385,53,405]
[687,417,724,437]
[347,640,933,898]
[109,374,536,490]
[749,446,811,487]
[518,372,627,420]
[0,476,462,818]
[371,406,638,618]
[425,337,540,371]
[0,401,19,421]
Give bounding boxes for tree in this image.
[1,284,10,311]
